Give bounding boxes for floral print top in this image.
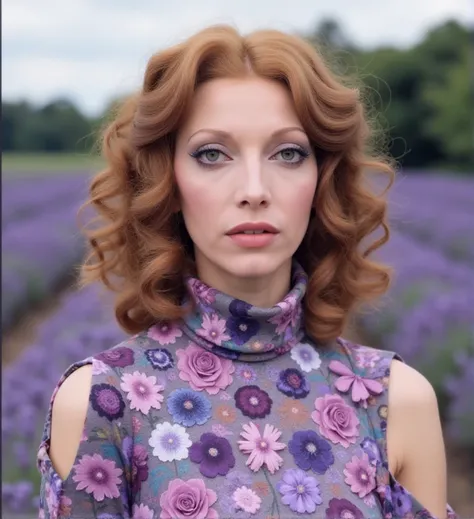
[37,261,456,519]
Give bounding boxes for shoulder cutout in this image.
[49,364,92,480]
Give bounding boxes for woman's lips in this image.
[227,232,278,248]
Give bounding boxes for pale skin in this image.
[49,77,448,518]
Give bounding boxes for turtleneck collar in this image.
[181,260,308,362]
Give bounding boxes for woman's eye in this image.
[279,149,298,161]
[201,150,222,163]
[274,147,309,164]
[191,147,227,167]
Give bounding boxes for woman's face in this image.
[174,76,318,290]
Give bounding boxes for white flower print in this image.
[290,342,322,372]
[148,422,191,462]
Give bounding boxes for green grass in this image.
[2,152,105,175]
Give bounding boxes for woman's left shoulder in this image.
[338,337,438,403]
[335,337,402,378]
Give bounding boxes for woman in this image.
[38,24,455,519]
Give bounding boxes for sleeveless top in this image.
[37,261,456,519]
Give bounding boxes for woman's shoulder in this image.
[43,332,153,479]
[332,336,402,377]
[335,337,436,397]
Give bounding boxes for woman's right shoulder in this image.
[46,334,146,479]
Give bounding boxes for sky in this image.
[3,0,471,117]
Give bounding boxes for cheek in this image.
[174,171,217,238]
[288,181,317,223]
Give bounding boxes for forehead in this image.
[179,77,302,135]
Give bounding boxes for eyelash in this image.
[190,145,311,169]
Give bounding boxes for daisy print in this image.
[120,371,164,415]
[290,342,322,372]
[196,313,231,345]
[238,422,286,474]
[72,454,122,501]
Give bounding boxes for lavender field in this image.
[1,174,90,330]
[2,170,473,514]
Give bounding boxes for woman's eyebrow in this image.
[187,126,307,143]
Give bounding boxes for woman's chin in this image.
[220,254,292,280]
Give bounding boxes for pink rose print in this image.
[176,343,234,395]
[328,360,384,408]
[159,478,219,519]
[311,394,360,448]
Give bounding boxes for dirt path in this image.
[2,290,71,365]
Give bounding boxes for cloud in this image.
[2,0,470,115]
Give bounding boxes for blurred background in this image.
[2,0,473,516]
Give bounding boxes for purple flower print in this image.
[325,498,364,519]
[224,469,253,492]
[276,468,322,514]
[229,299,252,317]
[276,368,310,399]
[288,430,335,474]
[189,432,236,478]
[188,278,218,305]
[234,385,273,418]
[226,316,260,345]
[392,482,413,516]
[328,360,384,408]
[96,347,134,368]
[90,383,125,421]
[360,437,382,466]
[131,444,149,494]
[235,364,257,384]
[144,348,174,370]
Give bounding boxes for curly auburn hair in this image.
[79,24,395,344]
